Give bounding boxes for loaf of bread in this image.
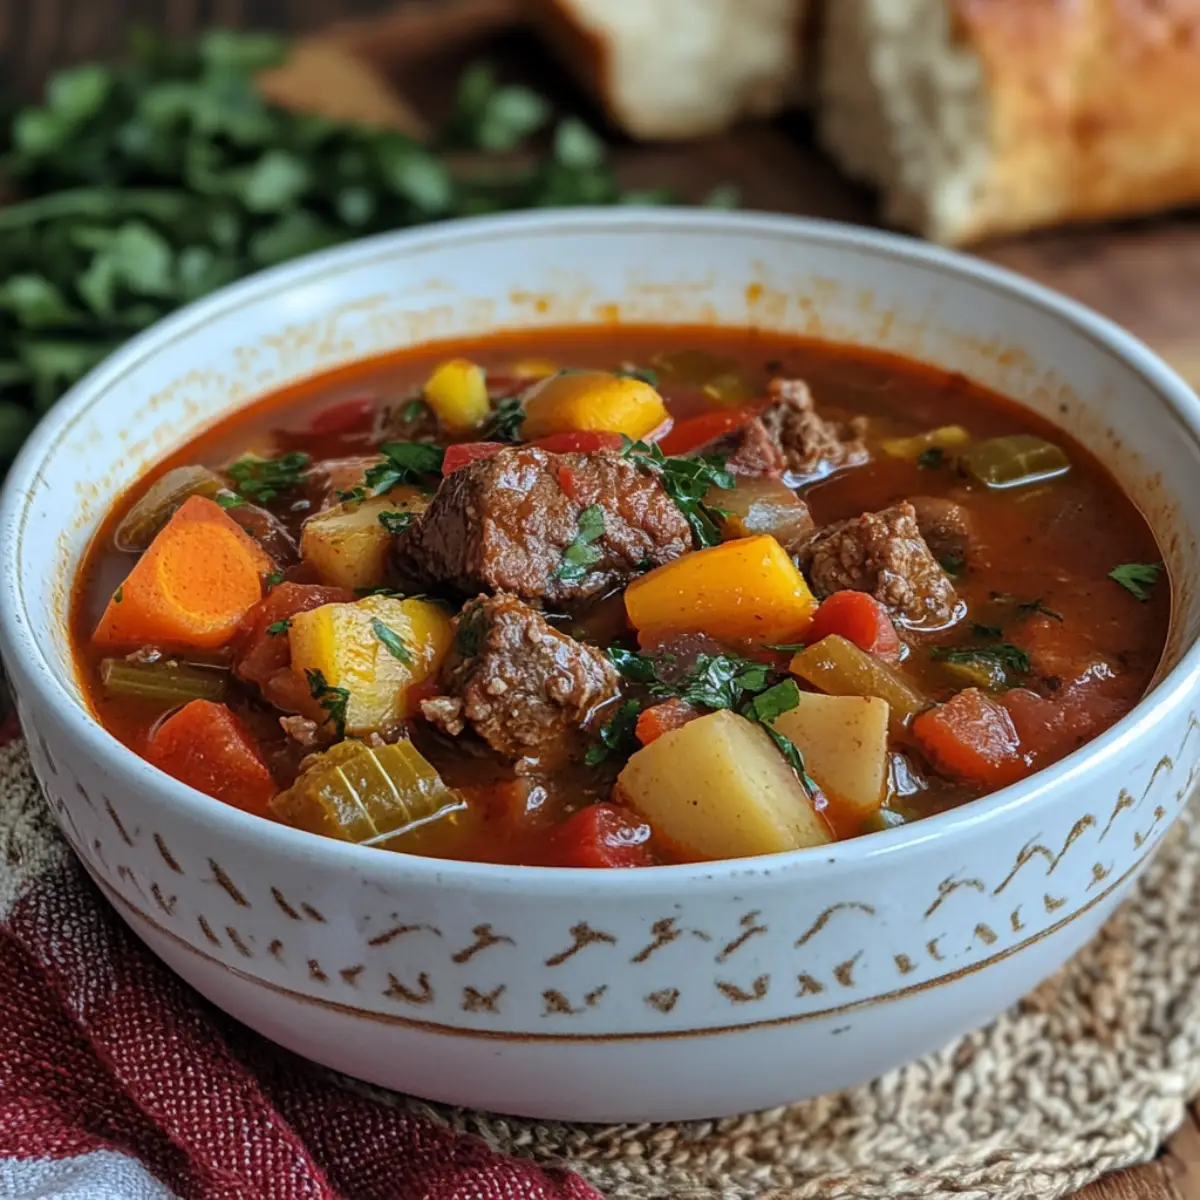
[819,0,1200,245]
[525,0,813,140]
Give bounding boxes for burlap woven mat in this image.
[4,734,1199,1199]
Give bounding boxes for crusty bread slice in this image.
[527,0,812,140]
[820,0,1200,246]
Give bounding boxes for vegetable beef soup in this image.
[71,328,1169,867]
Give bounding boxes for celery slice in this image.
[99,658,229,704]
[958,435,1069,489]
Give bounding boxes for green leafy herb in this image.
[266,618,291,636]
[671,654,772,711]
[363,441,445,495]
[264,571,284,588]
[226,450,309,503]
[335,485,367,505]
[584,698,640,766]
[455,607,484,657]
[971,623,1003,639]
[400,398,426,424]
[917,446,944,470]
[933,642,1031,676]
[554,503,606,583]
[621,438,735,548]
[370,616,413,665]
[355,586,403,598]
[605,646,661,685]
[214,490,245,509]
[112,584,123,604]
[740,679,820,799]
[378,509,416,536]
[617,365,659,387]
[484,396,525,442]
[1017,597,1063,622]
[1108,561,1163,602]
[305,667,350,739]
[767,642,807,654]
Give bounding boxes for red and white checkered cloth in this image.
[0,713,600,1200]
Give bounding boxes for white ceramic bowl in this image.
[3,210,1200,1123]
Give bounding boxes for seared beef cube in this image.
[802,502,959,628]
[909,496,978,572]
[421,594,621,766]
[391,446,690,604]
[700,378,867,481]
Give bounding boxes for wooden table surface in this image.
[1,2,1198,1196]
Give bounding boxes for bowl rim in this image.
[4,205,1200,894]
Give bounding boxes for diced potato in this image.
[300,487,427,591]
[616,709,832,859]
[790,635,927,734]
[521,370,668,441]
[625,534,818,644]
[289,595,452,734]
[715,476,814,550]
[769,693,889,819]
[880,425,970,461]
[423,358,490,435]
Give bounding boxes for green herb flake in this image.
[401,398,426,424]
[112,584,123,604]
[767,642,807,654]
[305,667,350,740]
[971,623,1003,639]
[370,616,413,665]
[739,680,820,798]
[455,608,484,657]
[554,503,606,583]
[1017,597,1064,622]
[355,586,404,598]
[917,446,944,470]
[584,698,640,766]
[378,509,416,536]
[363,441,445,495]
[484,396,525,442]
[226,450,310,503]
[265,571,285,589]
[605,647,661,685]
[932,642,1031,676]
[621,438,735,548]
[1108,562,1163,602]
[214,491,245,509]
[266,619,291,636]
[335,485,367,505]
[617,365,659,387]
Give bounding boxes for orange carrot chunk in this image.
[912,688,1029,789]
[93,495,273,651]
[805,591,901,661]
[146,699,277,816]
[635,698,702,746]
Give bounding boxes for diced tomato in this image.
[635,698,702,746]
[147,700,277,816]
[548,804,655,868]
[531,431,625,455]
[806,591,901,661]
[1001,685,1123,766]
[912,688,1029,789]
[658,407,757,456]
[442,442,506,474]
[307,394,377,436]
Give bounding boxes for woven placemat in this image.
[5,731,1199,1200]
[341,796,1200,1200]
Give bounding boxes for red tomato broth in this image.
[70,326,1170,865]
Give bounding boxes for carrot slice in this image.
[912,688,1028,789]
[806,591,900,661]
[548,804,654,868]
[146,700,276,815]
[93,495,273,651]
[635,698,702,746]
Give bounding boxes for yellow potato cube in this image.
[625,534,818,644]
[521,370,668,441]
[424,358,490,435]
[289,595,452,734]
[299,487,426,591]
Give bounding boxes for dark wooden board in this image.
[2,3,1198,1197]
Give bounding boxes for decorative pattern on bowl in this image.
[4,211,1200,1120]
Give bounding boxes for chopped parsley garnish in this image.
[455,608,484,657]
[265,571,285,589]
[971,623,1003,639]
[335,485,368,505]
[933,642,1031,676]
[741,679,820,798]
[671,654,772,711]
[584,698,640,766]
[378,510,417,536]
[767,642,807,654]
[215,491,245,509]
[484,396,526,442]
[605,646,661,685]
[1017,597,1063,622]
[554,504,606,583]
[917,446,944,470]
[226,451,310,503]
[371,617,413,665]
[355,586,403,598]
[620,437,734,548]
[363,441,445,495]
[401,398,427,424]
[305,668,350,739]
[1108,561,1163,602]
[112,585,123,604]
[266,619,291,636]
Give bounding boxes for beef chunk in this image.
[391,446,691,604]
[802,502,959,627]
[700,378,868,480]
[421,594,621,766]
[908,496,977,572]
